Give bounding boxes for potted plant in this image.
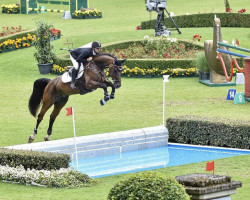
[34,20,55,74]
[195,52,210,80]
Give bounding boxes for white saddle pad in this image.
[61,65,84,83]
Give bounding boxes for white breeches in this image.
[70,54,84,70]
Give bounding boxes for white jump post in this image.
[66,107,79,171]
[162,75,169,126]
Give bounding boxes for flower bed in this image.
[53,38,203,77]
[106,37,202,60]
[0,27,61,54]
[72,8,102,19]
[52,64,67,74]
[1,4,20,14]
[51,63,198,78]
[0,26,22,37]
[121,66,198,78]
[0,165,95,188]
[50,28,61,40]
[0,33,36,53]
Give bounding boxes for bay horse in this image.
[28,54,126,143]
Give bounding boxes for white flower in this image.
[148,38,154,43]
[0,165,89,188]
[170,38,177,43]
[186,13,189,15]
[161,34,169,38]
[144,35,149,40]
[170,12,175,17]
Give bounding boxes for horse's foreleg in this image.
[100,86,110,106]
[110,85,115,99]
[44,96,69,141]
[103,80,116,99]
[85,80,110,106]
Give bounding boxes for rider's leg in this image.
[70,55,79,89]
[70,67,77,89]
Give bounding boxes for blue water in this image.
[70,144,250,178]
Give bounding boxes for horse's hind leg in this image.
[28,101,54,143]
[44,95,69,141]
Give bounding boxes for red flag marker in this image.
[66,107,72,116]
[206,161,214,174]
[236,39,239,46]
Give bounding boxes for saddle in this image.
[61,65,84,83]
[62,65,94,95]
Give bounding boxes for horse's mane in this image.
[95,53,117,60]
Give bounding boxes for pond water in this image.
[70,144,250,178]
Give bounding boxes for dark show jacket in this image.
[70,48,94,64]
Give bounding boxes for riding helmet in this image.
[92,41,102,48]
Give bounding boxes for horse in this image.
[28,54,126,143]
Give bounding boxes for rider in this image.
[69,41,102,89]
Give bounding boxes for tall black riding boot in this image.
[70,68,77,89]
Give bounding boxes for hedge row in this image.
[54,54,196,70]
[0,29,36,44]
[54,56,244,71]
[166,115,250,149]
[53,53,72,67]
[125,59,195,70]
[141,13,250,29]
[0,148,71,170]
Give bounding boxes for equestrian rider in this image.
[69,41,102,89]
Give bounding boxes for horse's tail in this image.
[28,78,51,117]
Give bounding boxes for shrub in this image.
[141,13,250,29]
[0,148,71,170]
[125,59,195,70]
[34,20,55,64]
[107,171,190,200]
[166,115,250,149]
[195,52,210,72]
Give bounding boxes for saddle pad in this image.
[61,65,84,83]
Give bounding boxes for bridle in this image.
[110,61,123,83]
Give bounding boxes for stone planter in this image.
[83,15,102,19]
[198,71,210,80]
[1,48,16,53]
[176,173,242,200]
[37,63,53,74]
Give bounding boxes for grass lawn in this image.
[0,155,250,200]
[0,0,250,199]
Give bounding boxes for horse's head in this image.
[93,54,126,88]
[109,59,126,88]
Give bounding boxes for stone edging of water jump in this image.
[7,126,168,158]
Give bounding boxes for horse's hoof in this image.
[28,136,34,143]
[100,99,106,106]
[104,96,110,101]
[44,137,50,141]
[110,95,115,99]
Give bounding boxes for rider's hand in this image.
[87,57,92,61]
